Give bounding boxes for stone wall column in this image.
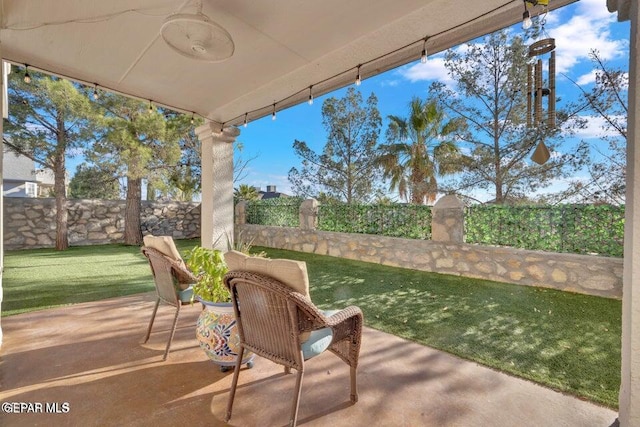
[195,123,239,251]
[299,198,318,230]
[235,200,247,225]
[609,0,640,424]
[431,195,464,243]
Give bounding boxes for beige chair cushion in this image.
[143,235,183,263]
[225,250,310,299]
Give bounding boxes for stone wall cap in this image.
[434,195,464,209]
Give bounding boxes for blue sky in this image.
[234,0,630,202]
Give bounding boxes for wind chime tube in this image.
[535,59,543,126]
[548,51,556,129]
[527,63,533,128]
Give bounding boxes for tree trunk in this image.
[54,119,68,251]
[54,156,69,250]
[124,176,143,245]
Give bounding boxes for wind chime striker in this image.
[527,37,555,165]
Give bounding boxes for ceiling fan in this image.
[161,0,234,62]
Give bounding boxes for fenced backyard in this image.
[244,199,625,258]
[0,241,621,408]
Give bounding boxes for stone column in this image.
[235,200,247,225]
[299,198,319,230]
[195,123,239,251]
[609,0,640,424]
[431,195,464,243]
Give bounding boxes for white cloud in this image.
[397,56,454,87]
[397,0,626,87]
[576,70,597,85]
[569,114,625,139]
[379,79,401,87]
[548,0,627,74]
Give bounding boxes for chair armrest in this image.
[169,258,198,285]
[324,306,363,344]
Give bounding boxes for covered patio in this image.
[0,293,616,426]
[0,0,639,425]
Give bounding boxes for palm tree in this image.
[234,184,260,201]
[378,97,462,204]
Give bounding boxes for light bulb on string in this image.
[421,38,428,64]
[24,66,31,84]
[190,113,195,125]
[308,86,314,105]
[148,100,153,112]
[355,65,362,86]
[522,9,532,30]
[272,103,277,121]
[243,113,248,128]
[92,84,99,100]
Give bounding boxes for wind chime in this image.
[523,0,555,165]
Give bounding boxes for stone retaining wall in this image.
[237,224,623,299]
[3,198,200,249]
[234,195,623,300]
[4,196,623,299]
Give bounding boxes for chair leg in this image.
[144,298,160,344]
[163,304,180,361]
[289,369,304,427]
[225,346,245,423]
[350,366,358,403]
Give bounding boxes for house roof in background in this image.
[2,144,35,181]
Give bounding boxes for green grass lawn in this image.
[1,239,199,316]
[1,241,621,408]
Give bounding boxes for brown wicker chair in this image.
[141,246,198,361]
[223,270,363,427]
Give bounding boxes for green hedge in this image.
[318,203,432,239]
[465,204,624,257]
[243,200,624,258]
[245,198,303,227]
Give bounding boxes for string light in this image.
[243,113,248,128]
[421,38,428,64]
[308,86,314,105]
[220,1,516,128]
[8,1,518,129]
[190,113,195,125]
[23,65,31,84]
[522,1,533,30]
[92,84,99,100]
[522,9,532,29]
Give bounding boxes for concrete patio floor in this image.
[0,293,617,427]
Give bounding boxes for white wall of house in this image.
[2,144,60,198]
[3,144,37,198]
[3,180,37,198]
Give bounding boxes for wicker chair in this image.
[223,270,363,427]
[141,246,198,361]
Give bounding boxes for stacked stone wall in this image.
[3,198,200,250]
[235,197,622,299]
[237,224,622,299]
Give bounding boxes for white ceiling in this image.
[0,0,577,128]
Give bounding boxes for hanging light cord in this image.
[6,0,518,128]
[229,0,517,127]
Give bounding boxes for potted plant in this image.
[185,246,254,371]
